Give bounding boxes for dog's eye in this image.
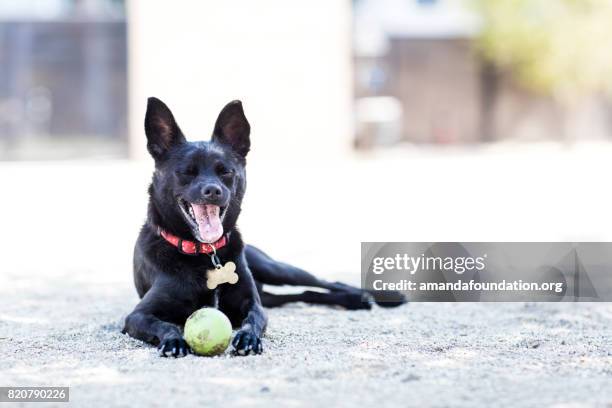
[216,164,233,177]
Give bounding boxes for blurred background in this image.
[1,0,612,285]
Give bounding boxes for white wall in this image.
[127,0,353,161]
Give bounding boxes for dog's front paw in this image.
[158,336,191,358]
[232,329,263,356]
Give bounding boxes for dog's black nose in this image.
[202,184,223,200]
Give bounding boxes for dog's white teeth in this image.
[189,207,195,218]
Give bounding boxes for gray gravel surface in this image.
[1,273,611,407]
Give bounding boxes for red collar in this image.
[157,227,228,255]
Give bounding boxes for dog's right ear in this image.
[144,97,185,161]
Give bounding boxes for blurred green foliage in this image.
[473,0,612,99]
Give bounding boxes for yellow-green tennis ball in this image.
[184,308,232,356]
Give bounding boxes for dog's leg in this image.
[123,280,194,358]
[261,290,372,310]
[246,245,406,307]
[246,245,340,289]
[217,254,267,356]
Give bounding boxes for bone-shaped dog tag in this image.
[206,261,239,289]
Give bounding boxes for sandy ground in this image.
[1,281,611,407]
[1,145,612,407]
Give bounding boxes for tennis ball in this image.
[184,308,232,356]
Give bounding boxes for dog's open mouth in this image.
[178,198,226,243]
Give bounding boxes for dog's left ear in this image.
[212,100,250,157]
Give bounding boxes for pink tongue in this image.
[191,204,223,243]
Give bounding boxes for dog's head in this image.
[144,97,250,243]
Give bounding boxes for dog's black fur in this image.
[122,97,404,357]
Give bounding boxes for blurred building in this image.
[0,0,127,160]
[353,0,479,147]
[353,0,612,147]
[2,0,612,161]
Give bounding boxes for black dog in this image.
[123,97,404,357]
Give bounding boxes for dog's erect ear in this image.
[144,97,185,160]
[212,100,250,157]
